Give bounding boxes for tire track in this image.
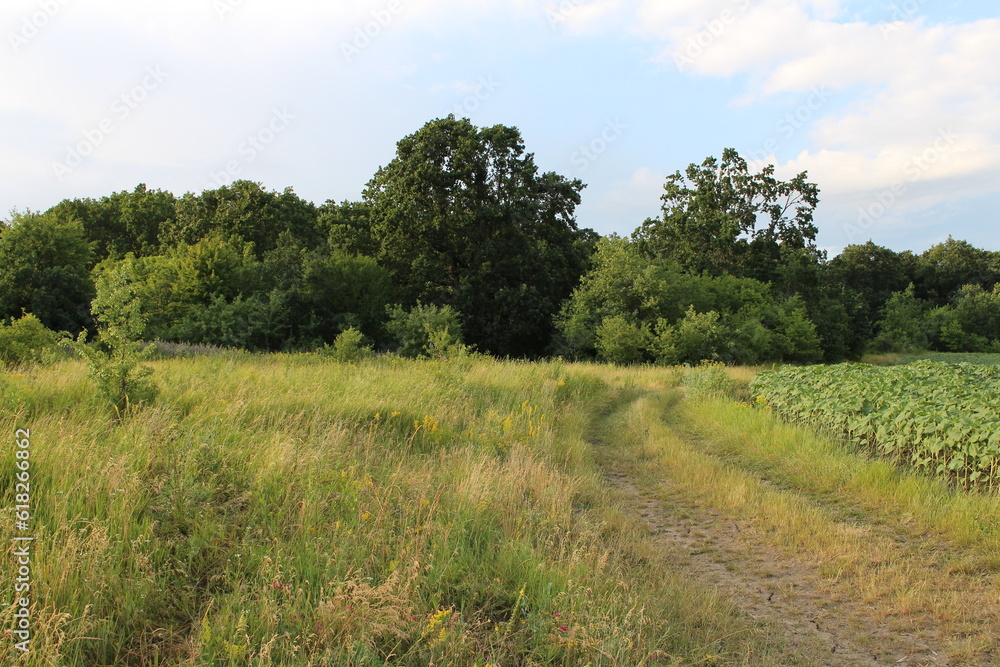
[590,390,953,665]
[603,467,944,665]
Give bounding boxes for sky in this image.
[1,0,998,257]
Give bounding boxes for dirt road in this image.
[603,467,942,665]
[590,388,997,665]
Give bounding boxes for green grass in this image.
[679,395,1000,662]
[864,351,1000,366]
[680,397,1000,550]
[598,379,1000,663]
[906,352,1000,365]
[11,355,996,664]
[0,356,791,666]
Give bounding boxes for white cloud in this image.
[773,21,1000,197]
[617,165,665,194]
[2,0,996,249]
[588,166,665,234]
[545,0,624,35]
[634,0,1000,235]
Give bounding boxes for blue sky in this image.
[1,0,997,256]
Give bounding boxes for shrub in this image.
[774,298,824,363]
[727,313,774,365]
[0,313,60,366]
[322,327,373,362]
[932,307,989,353]
[595,315,649,365]
[385,303,464,358]
[0,211,94,334]
[871,285,932,353]
[953,284,1000,345]
[554,308,597,359]
[651,307,727,366]
[681,361,739,398]
[166,293,276,351]
[147,340,235,359]
[71,267,157,415]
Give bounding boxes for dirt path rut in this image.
[602,467,947,665]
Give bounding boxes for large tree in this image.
[0,211,95,333]
[363,115,591,356]
[827,241,915,343]
[47,184,176,260]
[634,148,821,282]
[917,236,999,303]
[162,181,321,257]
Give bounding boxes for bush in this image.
[166,293,277,351]
[0,313,60,366]
[774,298,824,363]
[322,327,373,362]
[71,267,157,415]
[385,303,464,358]
[298,251,393,344]
[0,211,95,334]
[595,315,649,365]
[727,313,774,365]
[871,285,932,353]
[651,307,727,366]
[554,308,597,360]
[953,284,1000,345]
[681,361,739,398]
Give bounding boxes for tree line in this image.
[2,116,998,364]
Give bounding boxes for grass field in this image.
[1,356,998,665]
[1,356,797,666]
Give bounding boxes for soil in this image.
[601,467,949,665]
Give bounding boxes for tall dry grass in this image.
[0,356,789,666]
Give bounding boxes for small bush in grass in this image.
[322,327,373,362]
[0,313,61,366]
[595,315,649,365]
[71,267,157,415]
[386,303,465,359]
[681,361,738,398]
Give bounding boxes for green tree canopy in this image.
[0,211,95,333]
[364,115,591,356]
[47,184,176,260]
[162,181,321,257]
[917,236,999,302]
[871,285,933,352]
[826,241,916,343]
[321,200,377,257]
[297,250,393,345]
[634,148,821,282]
[556,237,822,364]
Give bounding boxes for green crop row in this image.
[750,361,1000,489]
